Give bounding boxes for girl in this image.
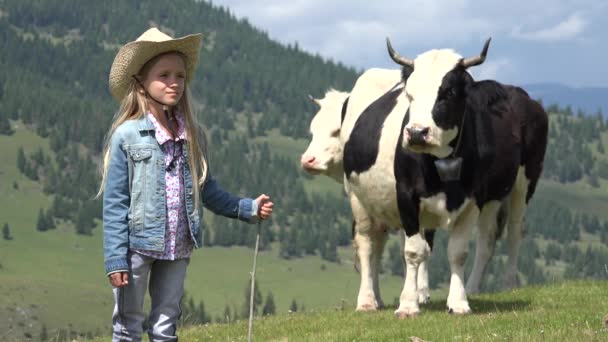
[100,28,274,341]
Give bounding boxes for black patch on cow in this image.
[424,229,435,250]
[394,109,469,237]
[343,87,401,178]
[431,66,470,131]
[340,96,350,125]
[503,85,548,203]
[463,80,508,164]
[394,110,421,236]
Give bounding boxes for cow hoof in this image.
[417,291,430,304]
[447,303,471,315]
[395,302,420,319]
[356,303,377,312]
[394,307,420,319]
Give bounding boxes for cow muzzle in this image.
[300,155,323,174]
[405,124,430,146]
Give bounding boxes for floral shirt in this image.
[133,112,193,260]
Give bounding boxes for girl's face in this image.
[142,53,186,110]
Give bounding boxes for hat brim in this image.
[109,33,202,102]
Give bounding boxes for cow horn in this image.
[307,94,320,106]
[461,37,492,68]
[386,37,414,67]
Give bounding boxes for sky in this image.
[208,0,608,88]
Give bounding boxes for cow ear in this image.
[464,80,506,164]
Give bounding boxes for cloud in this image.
[470,57,514,81]
[206,0,608,86]
[511,13,588,42]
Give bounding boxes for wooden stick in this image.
[248,221,261,342]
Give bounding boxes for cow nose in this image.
[300,155,316,168]
[406,125,430,145]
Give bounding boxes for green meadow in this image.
[93,280,608,342]
[2,121,608,341]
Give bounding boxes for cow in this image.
[301,89,351,183]
[341,36,547,316]
[301,69,436,310]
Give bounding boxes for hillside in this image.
[525,83,608,119]
[1,0,608,341]
[93,280,608,341]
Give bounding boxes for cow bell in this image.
[434,157,463,182]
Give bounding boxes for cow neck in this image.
[448,109,467,159]
[433,110,467,182]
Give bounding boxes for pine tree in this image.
[36,208,48,232]
[46,210,56,230]
[197,300,208,324]
[17,146,26,173]
[2,223,12,240]
[40,324,48,341]
[241,279,262,318]
[222,305,232,323]
[75,206,94,235]
[289,298,298,313]
[262,292,276,316]
[0,111,13,135]
[322,235,339,263]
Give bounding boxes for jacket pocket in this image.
[129,149,153,161]
[128,147,155,232]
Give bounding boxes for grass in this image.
[89,280,608,342]
[2,122,608,341]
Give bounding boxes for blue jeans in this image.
[112,251,189,342]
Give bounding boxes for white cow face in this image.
[402,49,466,158]
[301,90,350,183]
[387,38,491,158]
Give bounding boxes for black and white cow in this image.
[386,37,548,297]
[342,38,547,316]
[301,69,436,310]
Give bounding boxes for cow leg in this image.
[446,203,479,314]
[466,201,501,294]
[504,168,529,289]
[396,230,429,304]
[371,224,389,309]
[417,258,430,304]
[350,195,379,311]
[417,229,435,304]
[395,233,429,318]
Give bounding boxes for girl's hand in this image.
[255,194,274,220]
[108,272,129,288]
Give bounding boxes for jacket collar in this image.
[136,116,155,132]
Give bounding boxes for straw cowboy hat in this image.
[109,27,202,102]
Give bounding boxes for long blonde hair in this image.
[97,52,208,210]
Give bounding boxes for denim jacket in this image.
[103,116,258,275]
